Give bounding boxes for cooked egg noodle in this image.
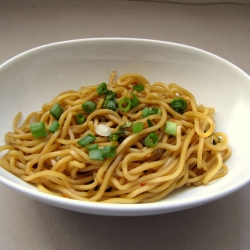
[0,72,231,203]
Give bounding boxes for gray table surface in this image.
[1,1,250,249]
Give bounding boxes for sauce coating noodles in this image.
[0,72,231,203]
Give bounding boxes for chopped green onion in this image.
[130,93,140,109]
[142,107,161,118]
[105,100,116,111]
[144,132,159,147]
[102,91,117,109]
[102,145,117,158]
[87,144,98,151]
[48,121,60,133]
[118,97,131,112]
[109,131,125,141]
[132,122,143,133]
[76,113,85,124]
[105,90,117,100]
[165,121,177,136]
[30,122,48,138]
[133,83,144,92]
[82,101,96,113]
[147,118,154,127]
[170,98,188,114]
[115,130,126,135]
[97,82,108,96]
[109,134,119,141]
[95,124,112,137]
[50,103,64,120]
[142,107,150,118]
[120,121,131,129]
[150,107,160,115]
[89,149,104,161]
[77,134,96,147]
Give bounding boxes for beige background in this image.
[0,1,250,250]
[130,0,250,4]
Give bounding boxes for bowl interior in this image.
[0,38,250,216]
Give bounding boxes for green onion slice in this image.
[132,122,143,133]
[30,122,48,138]
[76,113,85,124]
[170,97,188,114]
[150,107,160,115]
[50,103,64,120]
[130,93,140,109]
[102,145,117,158]
[133,83,144,92]
[105,90,117,100]
[109,134,119,141]
[48,121,60,133]
[144,132,159,147]
[109,131,125,141]
[142,107,150,118]
[77,134,96,147]
[118,97,131,112]
[89,149,104,161]
[142,107,161,118]
[87,144,98,151]
[147,118,154,127]
[120,121,131,129]
[97,82,108,96]
[165,121,177,136]
[105,100,116,111]
[82,101,96,113]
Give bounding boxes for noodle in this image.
[0,72,231,203]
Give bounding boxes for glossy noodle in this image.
[0,72,231,203]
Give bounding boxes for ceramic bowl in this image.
[0,38,250,216]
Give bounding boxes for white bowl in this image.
[0,38,250,216]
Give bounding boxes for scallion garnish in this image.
[120,121,131,129]
[87,144,98,151]
[97,82,108,96]
[149,107,160,115]
[102,90,117,109]
[130,93,140,109]
[142,107,161,118]
[76,113,85,124]
[142,107,150,118]
[50,103,64,120]
[109,134,119,141]
[133,83,144,92]
[109,131,125,141]
[102,145,117,158]
[77,134,96,147]
[105,100,116,111]
[105,90,117,100]
[89,149,104,161]
[118,97,131,112]
[48,121,60,133]
[132,122,143,133]
[82,101,96,113]
[164,121,177,136]
[88,145,117,160]
[147,118,154,127]
[170,97,188,114]
[30,122,48,138]
[95,124,112,137]
[144,132,159,147]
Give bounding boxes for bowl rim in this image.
[1,37,250,216]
